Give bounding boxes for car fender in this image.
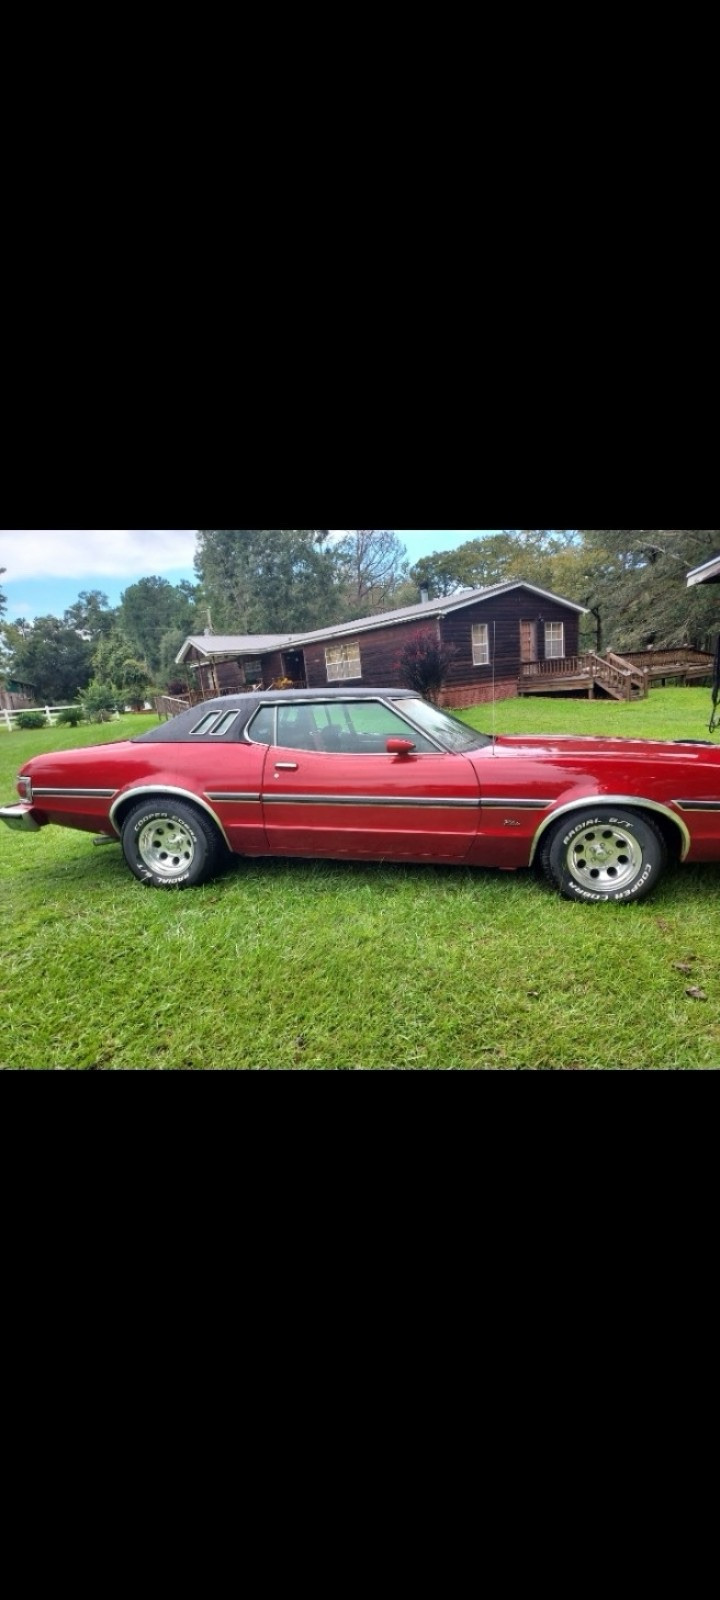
[528,795,691,865]
[109,784,232,849]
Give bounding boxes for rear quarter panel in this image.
[25,740,267,850]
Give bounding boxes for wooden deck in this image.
[519,648,714,701]
[614,648,715,684]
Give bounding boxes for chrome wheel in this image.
[541,806,668,904]
[565,822,644,892]
[122,799,225,889]
[137,817,196,879]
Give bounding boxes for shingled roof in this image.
[177,580,586,663]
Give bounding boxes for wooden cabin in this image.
[176,583,586,708]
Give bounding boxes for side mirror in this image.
[386,738,416,757]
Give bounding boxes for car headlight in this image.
[17,776,33,802]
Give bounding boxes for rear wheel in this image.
[540,807,667,904]
[121,799,225,889]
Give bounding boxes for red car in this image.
[2,689,720,903]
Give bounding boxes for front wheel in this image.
[121,799,225,889]
[540,807,667,904]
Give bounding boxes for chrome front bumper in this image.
[0,803,41,833]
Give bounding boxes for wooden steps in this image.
[518,648,713,701]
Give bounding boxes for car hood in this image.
[487,733,720,765]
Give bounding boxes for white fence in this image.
[1,704,122,732]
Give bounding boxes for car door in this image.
[257,699,481,861]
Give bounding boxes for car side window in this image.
[246,706,276,745]
[276,702,436,754]
[276,707,323,751]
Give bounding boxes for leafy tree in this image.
[410,534,528,596]
[0,621,23,683]
[118,658,152,709]
[195,530,340,634]
[159,627,192,689]
[119,576,199,676]
[579,530,720,653]
[0,567,6,621]
[396,629,458,703]
[92,629,138,685]
[63,590,117,642]
[409,546,479,597]
[9,616,94,703]
[410,531,585,600]
[90,629,153,706]
[334,530,409,616]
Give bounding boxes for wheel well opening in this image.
[534,804,686,868]
[112,792,227,848]
[636,807,684,863]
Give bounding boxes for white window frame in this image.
[545,622,565,659]
[472,623,490,666]
[325,642,362,682]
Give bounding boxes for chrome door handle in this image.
[274,762,298,771]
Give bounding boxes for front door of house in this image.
[520,620,537,662]
[282,649,306,685]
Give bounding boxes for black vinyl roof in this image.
[134,688,418,744]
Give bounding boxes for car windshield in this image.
[389,698,492,752]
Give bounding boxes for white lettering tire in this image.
[540,807,667,904]
[122,799,224,889]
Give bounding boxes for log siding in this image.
[303,617,442,690]
[178,584,583,707]
[438,591,579,700]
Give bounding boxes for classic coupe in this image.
[2,689,720,903]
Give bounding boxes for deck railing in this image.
[520,656,584,677]
[520,652,647,700]
[618,648,714,673]
[600,652,648,698]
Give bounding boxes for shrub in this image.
[79,681,121,723]
[396,630,458,703]
[16,711,46,730]
[55,707,84,727]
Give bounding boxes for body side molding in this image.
[529,795,692,865]
[109,786,232,848]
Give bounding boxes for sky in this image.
[0,530,493,622]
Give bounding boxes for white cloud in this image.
[0,530,198,581]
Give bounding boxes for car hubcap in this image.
[138,818,195,878]
[565,824,643,892]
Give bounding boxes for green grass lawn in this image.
[1,694,719,1071]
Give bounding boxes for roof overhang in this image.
[176,635,291,665]
[175,582,588,666]
[688,554,720,586]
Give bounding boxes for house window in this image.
[325,642,362,682]
[545,622,565,659]
[472,624,490,666]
